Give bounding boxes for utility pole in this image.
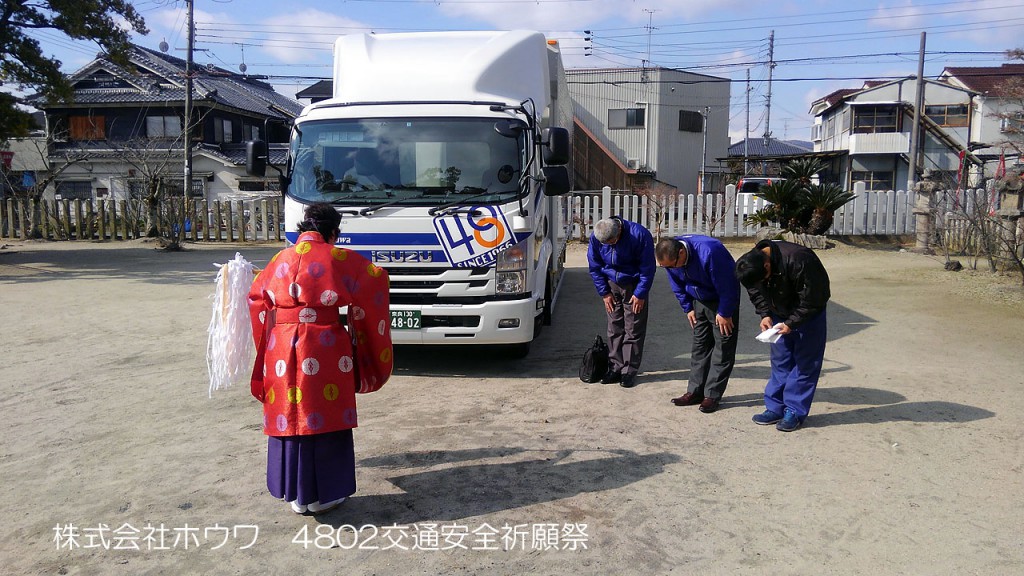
[700,106,710,194]
[907,31,926,192]
[642,9,658,73]
[182,0,194,243]
[763,30,775,176]
[639,10,657,171]
[744,68,750,175]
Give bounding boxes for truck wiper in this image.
[428,189,510,216]
[359,192,435,216]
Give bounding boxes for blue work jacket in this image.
[587,217,656,300]
[663,235,740,318]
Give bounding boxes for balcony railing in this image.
[849,132,910,154]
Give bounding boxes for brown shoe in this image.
[671,391,704,406]
[698,397,721,413]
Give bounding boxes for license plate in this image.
[390,310,421,330]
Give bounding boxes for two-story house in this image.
[25,44,302,203]
[567,67,730,194]
[809,77,981,191]
[938,63,1024,181]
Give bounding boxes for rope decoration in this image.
[207,252,257,397]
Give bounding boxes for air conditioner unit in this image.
[626,158,640,169]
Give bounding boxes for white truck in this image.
[247,30,574,356]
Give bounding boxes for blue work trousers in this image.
[764,309,827,420]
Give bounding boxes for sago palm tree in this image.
[781,157,827,189]
[800,183,857,235]
[754,179,805,230]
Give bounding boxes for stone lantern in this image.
[993,167,1024,269]
[994,167,1024,217]
[912,170,944,253]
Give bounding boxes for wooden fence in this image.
[0,183,995,244]
[1,197,285,242]
[572,182,923,240]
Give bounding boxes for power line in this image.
[586,0,1024,33]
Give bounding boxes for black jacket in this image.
[746,239,830,329]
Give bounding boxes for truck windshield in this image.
[287,118,526,207]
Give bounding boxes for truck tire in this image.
[542,278,553,326]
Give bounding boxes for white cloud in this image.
[146,8,238,52]
[871,1,927,30]
[250,10,369,64]
[937,0,1023,48]
[434,0,741,33]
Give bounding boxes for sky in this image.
[19,0,1024,144]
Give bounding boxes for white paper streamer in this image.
[207,253,256,397]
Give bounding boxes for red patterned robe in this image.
[248,231,392,436]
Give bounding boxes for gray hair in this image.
[593,218,622,244]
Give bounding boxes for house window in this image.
[56,181,93,200]
[609,108,645,129]
[678,110,703,132]
[165,179,205,197]
[853,106,898,134]
[214,119,234,143]
[69,115,105,140]
[810,124,822,140]
[925,104,968,127]
[851,170,894,191]
[244,124,261,141]
[238,179,279,192]
[147,116,182,139]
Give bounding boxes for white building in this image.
[568,67,730,194]
[809,77,980,191]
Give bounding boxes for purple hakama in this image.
[266,429,356,506]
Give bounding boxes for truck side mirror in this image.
[542,127,570,166]
[541,166,570,196]
[246,140,268,177]
[494,119,527,138]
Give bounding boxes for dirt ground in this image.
[1,236,1022,575]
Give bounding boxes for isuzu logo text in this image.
[372,250,434,263]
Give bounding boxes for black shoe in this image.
[600,370,622,384]
[619,373,637,388]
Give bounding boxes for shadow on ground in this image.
[719,386,993,428]
[312,447,679,525]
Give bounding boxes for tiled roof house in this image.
[25,44,302,202]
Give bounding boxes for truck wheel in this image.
[543,274,557,326]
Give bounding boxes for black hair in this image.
[297,202,341,241]
[655,237,683,262]
[735,248,767,288]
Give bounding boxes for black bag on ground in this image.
[579,335,609,383]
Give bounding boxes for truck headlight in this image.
[496,240,528,294]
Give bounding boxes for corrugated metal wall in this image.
[567,67,730,195]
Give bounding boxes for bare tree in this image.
[100,133,189,249]
[634,180,677,239]
[0,136,88,237]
